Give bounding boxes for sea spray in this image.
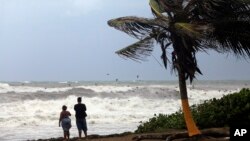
[0,81,248,141]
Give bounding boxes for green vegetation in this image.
[135,88,250,133]
[108,0,250,135]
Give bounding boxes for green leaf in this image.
[108,16,169,39]
[174,23,213,38]
[115,37,154,61]
[149,0,165,17]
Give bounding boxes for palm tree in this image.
[108,0,250,138]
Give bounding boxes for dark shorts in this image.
[76,118,87,131]
[61,117,71,131]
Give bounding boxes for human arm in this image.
[68,111,71,116]
[84,104,87,111]
[59,112,62,127]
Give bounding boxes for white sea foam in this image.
[0,83,135,94]
[0,81,248,141]
[0,83,72,93]
[59,81,69,84]
[0,95,181,141]
[0,83,10,88]
[76,85,134,93]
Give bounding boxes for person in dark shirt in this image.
[74,97,87,139]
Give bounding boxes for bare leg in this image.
[78,130,82,139]
[84,130,87,138]
[64,131,67,139]
[67,131,70,139]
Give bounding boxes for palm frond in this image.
[154,31,172,68]
[108,16,169,39]
[174,23,214,38]
[149,0,186,20]
[239,0,250,4]
[186,0,250,22]
[149,0,165,17]
[171,40,202,83]
[115,37,155,61]
[209,20,250,57]
[182,0,250,57]
[108,0,250,83]
[159,0,183,11]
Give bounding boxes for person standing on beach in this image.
[59,105,72,140]
[74,97,88,139]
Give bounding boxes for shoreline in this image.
[1,82,246,141]
[27,128,229,141]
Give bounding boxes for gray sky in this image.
[0,0,250,81]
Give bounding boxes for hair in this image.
[77,97,82,103]
[62,105,67,111]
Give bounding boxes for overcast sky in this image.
[0,0,250,81]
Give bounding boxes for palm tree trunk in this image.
[178,67,201,137]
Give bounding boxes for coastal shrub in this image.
[135,88,250,133]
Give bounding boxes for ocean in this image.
[0,80,249,141]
